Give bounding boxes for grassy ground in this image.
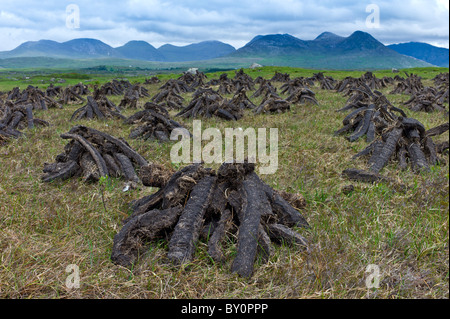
[0,67,448,299]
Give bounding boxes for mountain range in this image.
[0,38,237,63]
[0,31,446,70]
[229,31,434,69]
[388,42,449,67]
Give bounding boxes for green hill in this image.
[230,31,432,69]
[388,42,449,67]
[158,41,236,62]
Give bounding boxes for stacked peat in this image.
[347,117,447,179]
[335,73,393,95]
[359,72,393,90]
[390,73,424,95]
[311,72,337,90]
[425,122,449,154]
[0,102,50,144]
[251,80,277,99]
[280,77,314,95]
[252,81,293,115]
[71,82,91,96]
[59,86,86,105]
[233,69,256,92]
[334,97,407,143]
[126,102,188,142]
[176,88,243,121]
[41,126,150,184]
[432,72,449,104]
[70,95,125,121]
[286,88,319,106]
[178,71,208,89]
[45,84,62,98]
[336,84,402,113]
[403,87,447,113]
[118,84,150,109]
[253,96,291,115]
[271,71,291,82]
[230,88,256,110]
[96,79,131,96]
[158,79,194,94]
[7,86,61,110]
[144,77,161,85]
[111,161,309,278]
[151,85,185,110]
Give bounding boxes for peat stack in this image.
[334,99,408,143]
[111,161,309,278]
[233,69,256,92]
[144,77,161,85]
[230,88,256,109]
[311,72,336,90]
[390,73,424,95]
[432,72,449,104]
[208,73,229,86]
[218,80,235,95]
[360,72,393,90]
[151,86,185,110]
[350,117,447,175]
[41,125,149,184]
[0,103,50,143]
[334,77,360,94]
[251,80,277,99]
[336,82,393,112]
[96,79,131,96]
[425,122,449,154]
[158,79,194,94]
[45,84,62,98]
[178,70,208,89]
[254,96,291,115]
[71,82,91,96]
[176,87,243,121]
[126,102,189,142]
[255,97,291,114]
[118,84,150,109]
[286,88,319,106]
[403,87,448,113]
[271,71,291,82]
[8,85,61,110]
[59,87,86,105]
[280,77,313,95]
[70,96,125,121]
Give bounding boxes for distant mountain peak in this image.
[0,31,436,69]
[116,40,165,61]
[335,30,385,51]
[388,42,449,67]
[314,32,343,41]
[236,33,308,56]
[157,40,236,62]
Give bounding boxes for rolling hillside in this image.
[0,31,437,70]
[230,31,433,69]
[388,42,449,67]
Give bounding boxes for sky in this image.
[0,0,448,52]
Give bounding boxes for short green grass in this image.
[0,67,448,299]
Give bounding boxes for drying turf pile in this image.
[111,161,309,278]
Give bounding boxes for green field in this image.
[0,66,448,299]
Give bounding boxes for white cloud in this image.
[0,0,448,51]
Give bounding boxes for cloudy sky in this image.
[0,0,448,51]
